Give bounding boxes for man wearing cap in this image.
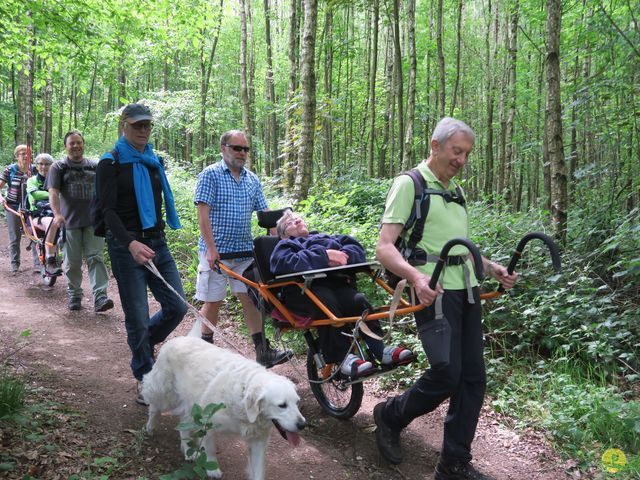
[47,130,114,312]
[95,103,187,405]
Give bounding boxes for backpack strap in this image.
[400,169,430,259]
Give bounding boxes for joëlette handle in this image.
[497,232,562,293]
[428,238,484,291]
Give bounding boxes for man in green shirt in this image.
[374,117,518,480]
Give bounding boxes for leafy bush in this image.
[0,371,26,419]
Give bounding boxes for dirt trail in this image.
[0,219,573,479]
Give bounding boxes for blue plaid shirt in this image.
[194,159,268,254]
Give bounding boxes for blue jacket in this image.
[270,233,366,275]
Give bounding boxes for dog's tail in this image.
[188,318,202,338]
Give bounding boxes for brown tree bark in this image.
[240,0,253,169]
[391,0,404,168]
[545,0,568,242]
[264,0,277,175]
[293,0,318,201]
[43,75,53,153]
[449,0,463,116]
[199,0,224,170]
[402,0,417,170]
[436,0,445,118]
[367,0,379,177]
[284,0,300,190]
[504,0,519,208]
[321,8,333,172]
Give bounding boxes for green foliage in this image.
[489,358,639,478]
[160,403,224,480]
[0,371,26,419]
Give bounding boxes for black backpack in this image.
[385,168,466,287]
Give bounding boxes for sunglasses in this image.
[129,122,153,131]
[223,143,250,153]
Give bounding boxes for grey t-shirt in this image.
[46,157,97,229]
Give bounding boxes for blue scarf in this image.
[102,136,181,230]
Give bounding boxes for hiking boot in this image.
[68,297,82,311]
[434,459,493,480]
[256,340,292,368]
[341,353,376,378]
[94,296,114,313]
[373,401,403,464]
[135,381,149,406]
[201,333,214,344]
[45,256,62,276]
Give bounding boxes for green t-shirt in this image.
[381,161,477,290]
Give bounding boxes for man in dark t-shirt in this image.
[47,130,113,312]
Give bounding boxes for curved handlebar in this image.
[428,237,484,290]
[496,232,561,294]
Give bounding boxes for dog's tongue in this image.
[285,431,301,447]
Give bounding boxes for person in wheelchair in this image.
[270,209,415,379]
[25,153,61,275]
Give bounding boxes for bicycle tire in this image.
[306,348,363,419]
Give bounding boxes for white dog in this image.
[142,336,305,479]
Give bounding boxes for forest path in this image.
[0,219,573,479]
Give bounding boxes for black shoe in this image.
[94,296,114,312]
[256,340,293,368]
[68,297,82,311]
[373,401,403,464]
[45,256,62,276]
[201,333,214,344]
[435,459,493,480]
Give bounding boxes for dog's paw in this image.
[206,467,223,478]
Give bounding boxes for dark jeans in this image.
[383,287,485,463]
[107,234,187,380]
[281,277,384,363]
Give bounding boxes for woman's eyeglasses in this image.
[36,163,52,167]
[223,143,250,153]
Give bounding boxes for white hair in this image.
[431,117,475,149]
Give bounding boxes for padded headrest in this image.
[257,207,292,229]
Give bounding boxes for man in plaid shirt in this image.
[194,130,291,367]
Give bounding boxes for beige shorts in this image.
[194,251,253,302]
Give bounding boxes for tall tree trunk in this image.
[545,0,568,243]
[264,0,277,175]
[321,8,333,171]
[43,75,53,153]
[199,0,224,171]
[436,0,445,118]
[284,0,300,190]
[449,0,463,115]
[240,0,253,169]
[380,30,394,178]
[367,0,379,177]
[391,0,404,168]
[483,0,496,197]
[293,0,318,201]
[83,61,98,132]
[504,1,519,208]
[402,0,417,170]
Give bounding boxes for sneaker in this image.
[68,297,82,311]
[341,353,375,378]
[45,256,62,276]
[94,296,114,312]
[135,381,149,406]
[381,346,416,366]
[373,401,403,464]
[255,339,293,368]
[434,459,493,480]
